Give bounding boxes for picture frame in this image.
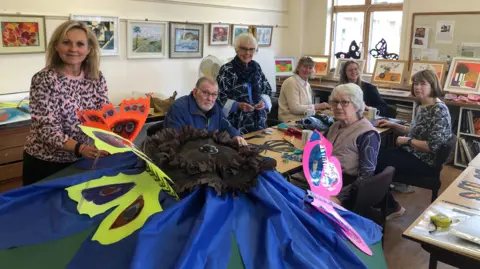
[71,14,120,56]
[0,14,47,55]
[371,59,407,86]
[256,26,273,47]
[169,22,203,59]
[231,25,249,43]
[408,60,447,87]
[444,57,480,94]
[334,58,365,80]
[307,55,330,77]
[126,20,167,59]
[275,56,296,77]
[209,23,230,45]
[0,91,31,126]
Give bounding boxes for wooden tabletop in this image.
[244,124,390,175]
[403,166,480,260]
[469,153,480,169]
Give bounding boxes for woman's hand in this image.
[238,102,254,112]
[80,144,109,159]
[315,102,331,110]
[233,136,248,146]
[396,136,409,146]
[254,101,265,111]
[375,119,392,128]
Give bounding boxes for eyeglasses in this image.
[198,88,218,98]
[238,46,256,53]
[329,100,351,107]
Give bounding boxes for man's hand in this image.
[234,136,248,146]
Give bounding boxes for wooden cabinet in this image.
[0,125,29,193]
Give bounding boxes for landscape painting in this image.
[127,21,166,59]
[71,15,119,56]
[0,15,46,54]
[169,22,203,58]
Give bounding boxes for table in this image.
[403,166,480,268]
[0,163,388,269]
[469,153,480,169]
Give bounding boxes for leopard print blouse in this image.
[24,68,109,163]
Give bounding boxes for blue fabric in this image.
[0,155,382,269]
[163,92,241,137]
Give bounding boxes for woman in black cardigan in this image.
[339,60,389,117]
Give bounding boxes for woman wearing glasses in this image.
[339,60,389,117]
[216,33,272,134]
[324,83,380,209]
[278,56,330,122]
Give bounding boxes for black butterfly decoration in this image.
[335,40,361,59]
[369,38,399,60]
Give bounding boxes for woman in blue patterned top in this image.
[376,69,452,220]
[216,33,272,134]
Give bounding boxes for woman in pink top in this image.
[23,20,109,185]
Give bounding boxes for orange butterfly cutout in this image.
[77,97,151,142]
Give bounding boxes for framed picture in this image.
[126,20,167,59]
[169,22,203,59]
[372,59,407,86]
[444,57,480,94]
[307,55,329,77]
[0,91,30,126]
[408,60,447,87]
[0,14,46,54]
[334,58,365,80]
[231,25,249,43]
[275,57,296,77]
[71,14,119,56]
[256,26,273,47]
[209,23,230,45]
[412,25,429,49]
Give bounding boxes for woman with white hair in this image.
[216,33,272,134]
[278,56,330,122]
[325,83,380,208]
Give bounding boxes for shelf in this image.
[459,132,480,139]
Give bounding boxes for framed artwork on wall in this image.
[169,22,203,59]
[444,57,480,94]
[334,58,365,80]
[0,14,47,54]
[231,25,249,43]
[126,20,167,59]
[408,60,447,87]
[71,14,120,56]
[371,59,407,86]
[308,55,330,77]
[275,56,296,77]
[209,23,230,45]
[256,26,273,47]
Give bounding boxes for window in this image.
[330,0,403,73]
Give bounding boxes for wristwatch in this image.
[407,138,413,146]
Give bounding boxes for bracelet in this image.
[74,142,82,158]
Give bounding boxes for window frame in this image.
[329,0,403,73]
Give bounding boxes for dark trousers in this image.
[375,147,435,211]
[22,152,73,186]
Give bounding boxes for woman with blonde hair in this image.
[23,20,110,185]
[278,56,330,122]
[217,33,272,134]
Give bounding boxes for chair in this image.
[267,96,282,127]
[351,166,395,230]
[393,134,457,203]
[146,120,164,136]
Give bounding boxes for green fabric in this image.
[0,165,388,269]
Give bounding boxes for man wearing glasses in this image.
[163,76,248,146]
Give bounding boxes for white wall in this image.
[0,0,288,103]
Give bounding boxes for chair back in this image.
[351,166,395,214]
[146,121,164,136]
[433,134,457,169]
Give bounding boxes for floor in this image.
[384,165,463,269]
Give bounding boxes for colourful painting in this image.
[127,21,166,59]
[209,23,230,45]
[409,61,446,87]
[372,59,407,86]
[0,15,46,54]
[169,22,203,58]
[275,57,295,76]
[256,26,273,47]
[0,92,30,126]
[71,15,119,56]
[445,57,480,94]
[308,55,330,77]
[232,25,249,43]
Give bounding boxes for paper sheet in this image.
[436,20,455,44]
